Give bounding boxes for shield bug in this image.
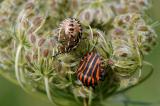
[76,52,106,87]
[57,18,82,53]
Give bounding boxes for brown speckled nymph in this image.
[76,52,106,87]
[57,18,82,53]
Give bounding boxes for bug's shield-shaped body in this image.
[77,52,106,87]
[57,18,82,53]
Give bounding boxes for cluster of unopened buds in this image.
[0,0,157,106]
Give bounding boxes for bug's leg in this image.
[100,70,106,81]
[88,76,92,87]
[94,80,98,86]
[92,85,95,90]
[82,74,87,86]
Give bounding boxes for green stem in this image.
[44,76,55,104]
[15,44,24,88]
[88,87,92,106]
[83,98,88,106]
[15,44,42,95]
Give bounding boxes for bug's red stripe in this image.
[96,65,100,81]
[96,58,101,81]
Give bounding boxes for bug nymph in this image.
[57,18,82,53]
[76,52,106,87]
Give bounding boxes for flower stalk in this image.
[44,76,54,104]
[15,44,23,88]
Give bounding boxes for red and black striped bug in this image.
[76,52,106,87]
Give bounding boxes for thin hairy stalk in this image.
[33,17,46,34]
[96,29,112,55]
[90,38,98,52]
[38,47,40,63]
[61,61,78,67]
[151,21,160,28]
[58,28,62,41]
[89,25,93,39]
[138,69,142,78]
[96,30,107,45]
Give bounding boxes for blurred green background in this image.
[0,0,160,106]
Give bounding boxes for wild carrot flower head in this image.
[0,0,157,106]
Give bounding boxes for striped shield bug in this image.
[76,52,106,87]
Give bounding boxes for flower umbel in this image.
[0,0,157,106]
